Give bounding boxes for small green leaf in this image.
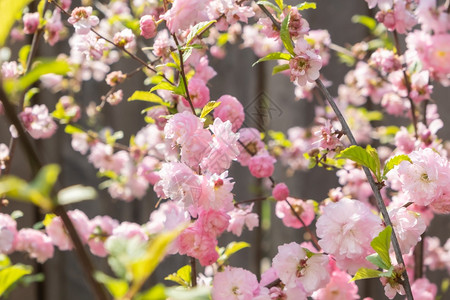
[272,64,290,75]
[30,164,60,198]
[150,82,176,93]
[200,101,221,118]
[339,145,381,180]
[252,52,291,67]
[182,46,193,62]
[18,45,31,69]
[351,268,383,281]
[57,185,97,206]
[0,255,11,269]
[186,20,217,46]
[366,253,390,270]
[10,211,23,220]
[223,242,250,258]
[383,155,411,177]
[297,2,317,10]
[256,1,282,13]
[64,124,85,134]
[23,87,39,107]
[164,265,191,287]
[366,145,381,181]
[0,0,34,46]
[94,272,128,298]
[0,265,32,296]
[280,13,295,56]
[134,284,166,300]
[371,225,392,270]
[351,15,377,31]
[128,91,171,107]
[274,0,284,10]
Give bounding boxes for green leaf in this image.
[128,91,171,107]
[23,87,39,107]
[351,268,383,281]
[0,0,34,46]
[338,145,381,181]
[280,13,295,55]
[223,241,250,259]
[186,20,217,46]
[57,185,97,206]
[256,1,282,13]
[30,164,60,198]
[275,0,284,10]
[351,15,377,31]
[5,59,70,93]
[366,253,390,270]
[371,225,392,270]
[94,272,129,298]
[165,286,211,300]
[18,45,31,69]
[366,145,381,181]
[272,64,290,75]
[150,82,176,93]
[0,264,32,296]
[383,155,411,177]
[164,265,191,287]
[252,52,291,67]
[297,2,317,10]
[200,101,220,118]
[134,284,166,300]
[64,124,85,134]
[10,210,23,220]
[182,46,193,62]
[0,255,11,269]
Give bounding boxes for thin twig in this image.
[190,256,197,287]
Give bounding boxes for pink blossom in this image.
[181,78,210,108]
[316,198,383,274]
[212,267,260,300]
[106,89,123,105]
[110,222,148,242]
[178,225,218,266]
[415,0,449,34]
[242,25,282,58]
[272,242,330,294]
[105,71,126,87]
[164,111,204,145]
[140,15,157,39]
[313,120,341,150]
[394,127,415,154]
[0,143,9,172]
[227,204,259,236]
[381,93,408,116]
[237,128,265,166]
[46,209,91,250]
[410,278,437,300]
[68,7,99,35]
[396,148,450,206]
[409,71,432,103]
[88,216,119,257]
[113,29,136,51]
[198,172,235,212]
[19,104,57,139]
[152,30,174,58]
[1,61,21,79]
[430,187,450,214]
[16,229,54,262]
[375,1,416,34]
[197,209,230,237]
[248,152,276,178]
[145,106,169,130]
[45,10,63,46]
[288,9,309,39]
[312,268,359,300]
[272,183,290,201]
[23,12,40,34]
[161,0,209,33]
[0,213,17,254]
[181,128,212,168]
[275,197,315,229]
[388,207,426,254]
[258,17,279,39]
[369,48,401,74]
[213,95,245,132]
[201,118,239,174]
[289,39,322,86]
[193,56,217,82]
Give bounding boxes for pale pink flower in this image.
[312,268,359,300]
[164,111,204,145]
[193,56,217,82]
[152,29,174,58]
[140,15,157,39]
[1,61,21,79]
[430,187,450,214]
[0,143,9,172]
[198,172,235,212]
[289,39,322,86]
[369,48,401,74]
[71,132,90,155]
[16,229,54,263]
[162,0,209,33]
[313,120,341,150]
[409,71,433,103]
[213,95,244,132]
[375,1,416,34]
[181,78,210,108]
[381,93,408,116]
[212,266,260,300]
[46,209,91,250]
[316,198,383,274]
[68,7,99,35]
[242,25,282,58]
[396,148,450,206]
[181,128,212,168]
[201,118,239,174]
[394,127,415,154]
[236,128,265,166]
[248,152,276,178]
[415,0,449,34]
[197,209,230,237]
[410,278,437,300]
[105,71,126,87]
[110,222,148,242]
[23,12,40,34]
[88,216,119,257]
[106,89,123,105]
[388,207,426,254]
[275,197,315,229]
[145,106,169,130]
[178,225,218,266]
[0,213,17,254]
[19,104,57,139]
[272,242,330,294]
[113,28,136,51]
[227,204,259,236]
[45,10,64,46]
[258,17,279,39]
[288,9,309,39]
[272,183,290,201]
